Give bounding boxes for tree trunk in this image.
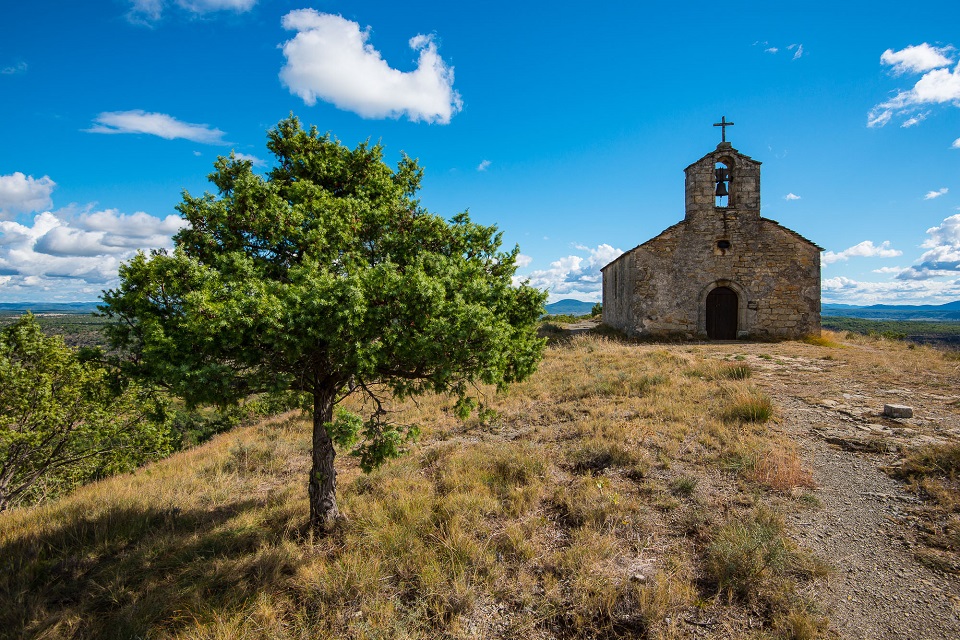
[309,388,340,533]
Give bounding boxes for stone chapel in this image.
[600,122,822,340]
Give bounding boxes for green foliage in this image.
[824,316,960,341]
[591,302,602,316]
[100,115,546,527]
[0,314,171,510]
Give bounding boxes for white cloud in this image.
[477,160,491,172]
[231,152,266,167]
[880,43,954,75]
[924,187,948,200]
[822,275,960,305]
[128,0,255,22]
[760,43,803,60]
[87,110,227,144]
[177,0,255,12]
[901,112,929,127]
[953,138,960,149]
[0,172,56,219]
[868,44,960,128]
[514,254,532,268]
[279,9,462,124]
[515,244,623,301]
[872,266,904,274]
[868,110,893,128]
[0,207,187,298]
[1,61,27,75]
[822,240,902,264]
[784,193,801,201]
[897,213,960,279]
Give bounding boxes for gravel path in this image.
[761,379,960,638]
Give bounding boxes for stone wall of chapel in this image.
[603,214,820,339]
[601,143,821,341]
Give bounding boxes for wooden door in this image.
[706,287,738,340]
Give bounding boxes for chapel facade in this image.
[601,127,822,340]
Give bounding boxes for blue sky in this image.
[2,0,960,304]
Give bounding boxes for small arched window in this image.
[714,160,732,208]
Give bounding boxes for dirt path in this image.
[742,351,960,639]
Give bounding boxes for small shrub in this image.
[720,363,752,380]
[222,440,279,475]
[801,333,841,348]
[669,476,698,497]
[720,389,773,423]
[750,445,814,492]
[686,361,751,381]
[703,509,789,600]
[703,509,829,606]
[895,442,960,480]
[569,439,637,473]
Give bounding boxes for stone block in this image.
[883,404,913,419]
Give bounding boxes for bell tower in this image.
[683,118,761,221]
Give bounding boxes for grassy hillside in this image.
[3,332,957,638]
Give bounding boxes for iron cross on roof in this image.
[713,116,734,143]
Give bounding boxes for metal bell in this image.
[715,181,729,197]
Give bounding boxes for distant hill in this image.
[0,302,100,315]
[544,299,596,316]
[823,300,960,321]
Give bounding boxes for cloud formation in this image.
[880,43,954,75]
[869,43,960,129]
[897,214,960,279]
[128,0,255,23]
[87,110,227,144]
[822,275,960,305]
[279,9,462,124]
[515,244,623,301]
[757,42,803,60]
[784,193,801,201]
[0,207,187,299]
[477,160,491,172]
[924,187,948,200]
[822,240,902,265]
[901,112,929,127]
[1,61,27,75]
[0,172,56,219]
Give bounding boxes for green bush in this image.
[0,314,172,510]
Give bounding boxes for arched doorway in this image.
[706,286,738,339]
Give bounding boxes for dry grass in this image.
[801,330,844,348]
[889,442,960,573]
[1,334,841,639]
[750,444,816,492]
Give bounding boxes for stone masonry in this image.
[601,141,822,340]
